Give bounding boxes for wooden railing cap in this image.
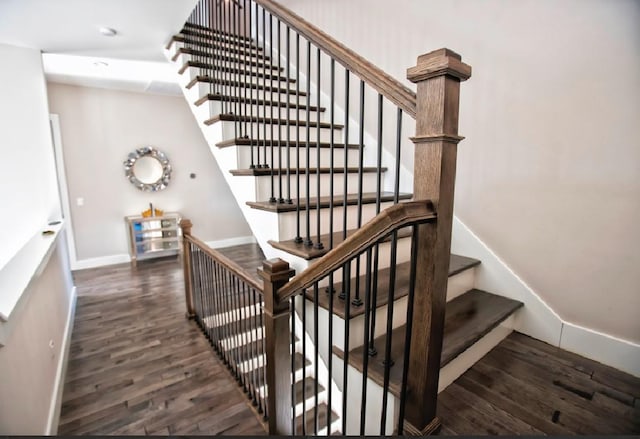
[180,218,193,233]
[407,47,472,83]
[258,258,295,283]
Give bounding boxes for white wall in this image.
[276,0,640,343]
[0,43,60,270]
[47,83,252,264]
[0,232,75,434]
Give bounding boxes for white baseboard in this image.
[451,216,640,378]
[46,285,77,435]
[72,254,130,271]
[560,322,640,377]
[206,235,256,249]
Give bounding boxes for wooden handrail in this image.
[276,200,436,302]
[253,0,417,119]
[184,233,263,293]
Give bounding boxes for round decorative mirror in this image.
[123,146,172,192]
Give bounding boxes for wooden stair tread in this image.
[179,61,293,82]
[205,113,343,129]
[294,402,339,435]
[195,93,324,112]
[301,254,481,319]
[180,28,261,50]
[168,35,270,60]
[172,47,279,70]
[186,75,306,96]
[217,138,359,149]
[332,289,524,397]
[182,23,253,42]
[230,166,385,176]
[247,192,412,213]
[271,226,413,260]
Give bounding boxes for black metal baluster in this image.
[243,0,254,169]
[294,32,303,243]
[250,1,260,168]
[327,271,335,435]
[235,276,248,392]
[338,69,350,301]
[260,6,268,169]
[214,0,223,111]
[394,108,403,202]
[302,288,307,434]
[397,225,419,434]
[352,80,365,307]
[304,40,312,247]
[360,247,374,434]
[250,289,260,409]
[244,0,255,169]
[204,256,214,343]
[239,279,249,391]
[259,293,268,418]
[223,1,231,117]
[221,265,232,366]
[314,48,323,251]
[212,260,225,361]
[290,297,297,434]
[380,232,399,435]
[233,2,241,140]
[285,26,293,204]
[254,289,264,414]
[269,13,276,203]
[341,260,352,434]
[229,271,240,379]
[313,283,320,433]
[277,19,284,204]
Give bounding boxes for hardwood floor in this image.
[60,245,640,435]
[437,332,640,435]
[58,254,266,435]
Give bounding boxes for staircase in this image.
[167,1,524,435]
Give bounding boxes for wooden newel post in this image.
[404,48,472,435]
[259,258,295,435]
[180,218,196,319]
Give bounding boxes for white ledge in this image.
[0,221,64,345]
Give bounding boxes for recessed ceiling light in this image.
[93,61,109,68]
[99,27,117,37]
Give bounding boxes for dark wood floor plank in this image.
[482,344,638,434]
[58,257,266,436]
[453,372,572,435]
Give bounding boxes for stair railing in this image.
[180,219,269,419]
[180,0,471,435]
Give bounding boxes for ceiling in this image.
[0,0,198,94]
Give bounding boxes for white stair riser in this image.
[275,201,398,242]
[169,41,268,65]
[235,144,356,169]
[216,121,341,143]
[195,82,308,105]
[204,101,322,124]
[180,60,295,88]
[175,37,265,56]
[177,53,279,76]
[252,172,380,201]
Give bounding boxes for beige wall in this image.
[47,83,252,261]
[277,0,640,343]
[0,43,60,270]
[0,233,74,434]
